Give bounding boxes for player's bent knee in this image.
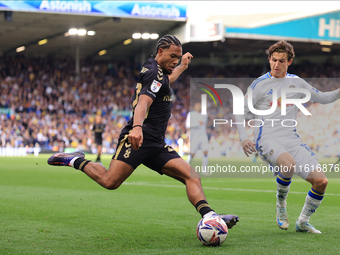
[186,176,202,187]
[102,180,122,190]
[104,183,121,190]
[312,178,328,192]
[281,158,296,170]
[287,159,296,168]
[318,178,328,190]
[277,153,296,170]
[179,173,201,185]
[190,169,201,179]
[189,175,201,182]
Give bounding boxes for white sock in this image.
[276,183,290,207]
[69,157,79,167]
[187,154,192,164]
[202,154,208,168]
[203,211,216,218]
[298,193,323,223]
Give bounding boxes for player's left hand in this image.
[180,52,193,69]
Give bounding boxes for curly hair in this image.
[268,40,295,61]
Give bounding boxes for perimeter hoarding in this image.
[225,10,340,43]
[0,1,187,20]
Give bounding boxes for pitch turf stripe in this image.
[123,182,340,196]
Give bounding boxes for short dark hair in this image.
[268,40,295,61]
[151,34,182,58]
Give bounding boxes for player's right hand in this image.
[181,52,193,69]
[241,139,256,157]
[128,127,143,150]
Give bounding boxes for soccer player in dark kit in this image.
[92,115,105,163]
[48,35,239,229]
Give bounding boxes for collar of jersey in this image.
[268,72,289,78]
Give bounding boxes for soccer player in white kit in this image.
[186,103,209,174]
[236,41,340,233]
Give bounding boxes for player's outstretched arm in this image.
[129,95,153,150]
[305,81,340,104]
[168,52,193,84]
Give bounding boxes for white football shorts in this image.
[256,137,319,180]
[190,134,209,154]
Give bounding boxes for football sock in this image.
[70,157,79,167]
[203,211,215,218]
[195,200,214,218]
[276,172,292,207]
[298,187,324,223]
[73,158,91,172]
[187,154,192,164]
[202,154,208,169]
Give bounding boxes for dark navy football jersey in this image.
[92,123,105,140]
[123,58,173,141]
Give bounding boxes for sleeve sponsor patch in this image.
[151,79,162,93]
[147,90,156,98]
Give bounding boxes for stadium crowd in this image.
[1,55,340,157]
[0,55,137,155]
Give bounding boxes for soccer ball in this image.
[196,215,228,246]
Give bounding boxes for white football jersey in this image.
[236,72,340,144]
[186,111,207,138]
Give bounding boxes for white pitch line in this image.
[123,182,340,196]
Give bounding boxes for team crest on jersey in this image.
[288,85,297,94]
[269,149,274,156]
[151,79,162,93]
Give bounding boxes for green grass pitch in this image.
[0,155,339,254]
